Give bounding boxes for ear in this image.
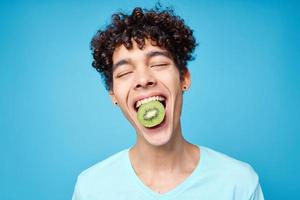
[181,68,191,90]
[109,90,118,105]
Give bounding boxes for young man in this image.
[72,7,264,200]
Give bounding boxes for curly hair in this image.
[91,6,197,90]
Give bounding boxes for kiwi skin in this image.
[137,100,165,128]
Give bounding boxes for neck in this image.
[129,127,198,174]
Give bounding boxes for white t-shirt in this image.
[72,145,264,200]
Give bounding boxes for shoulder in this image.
[72,149,130,199]
[76,149,128,188]
[200,146,260,196]
[82,149,127,174]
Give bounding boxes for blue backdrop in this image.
[1,0,299,199]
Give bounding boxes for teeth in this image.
[135,96,165,109]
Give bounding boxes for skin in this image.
[109,40,200,194]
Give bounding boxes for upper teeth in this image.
[135,96,165,109]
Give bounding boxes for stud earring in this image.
[183,86,187,91]
[114,102,118,105]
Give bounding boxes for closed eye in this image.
[150,63,169,68]
[116,71,133,78]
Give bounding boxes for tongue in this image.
[137,100,165,128]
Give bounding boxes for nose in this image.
[134,68,156,90]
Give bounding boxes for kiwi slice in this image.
[137,100,165,128]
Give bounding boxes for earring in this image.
[183,86,187,91]
[114,102,118,105]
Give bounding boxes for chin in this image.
[143,131,172,147]
[139,121,175,147]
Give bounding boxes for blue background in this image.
[1,0,299,199]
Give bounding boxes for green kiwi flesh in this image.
[137,100,165,128]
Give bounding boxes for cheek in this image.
[112,85,122,99]
[158,67,181,83]
[112,81,131,100]
[113,89,125,102]
[166,73,182,90]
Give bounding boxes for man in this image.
[72,6,264,200]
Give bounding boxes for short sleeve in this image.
[72,177,82,200]
[249,182,264,200]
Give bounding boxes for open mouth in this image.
[134,95,166,112]
[133,95,168,129]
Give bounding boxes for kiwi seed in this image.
[137,100,165,128]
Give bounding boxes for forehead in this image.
[112,40,172,67]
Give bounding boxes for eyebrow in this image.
[146,50,172,59]
[113,50,172,70]
[113,59,129,70]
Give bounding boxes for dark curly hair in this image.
[91,6,197,90]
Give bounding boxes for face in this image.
[110,40,191,147]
